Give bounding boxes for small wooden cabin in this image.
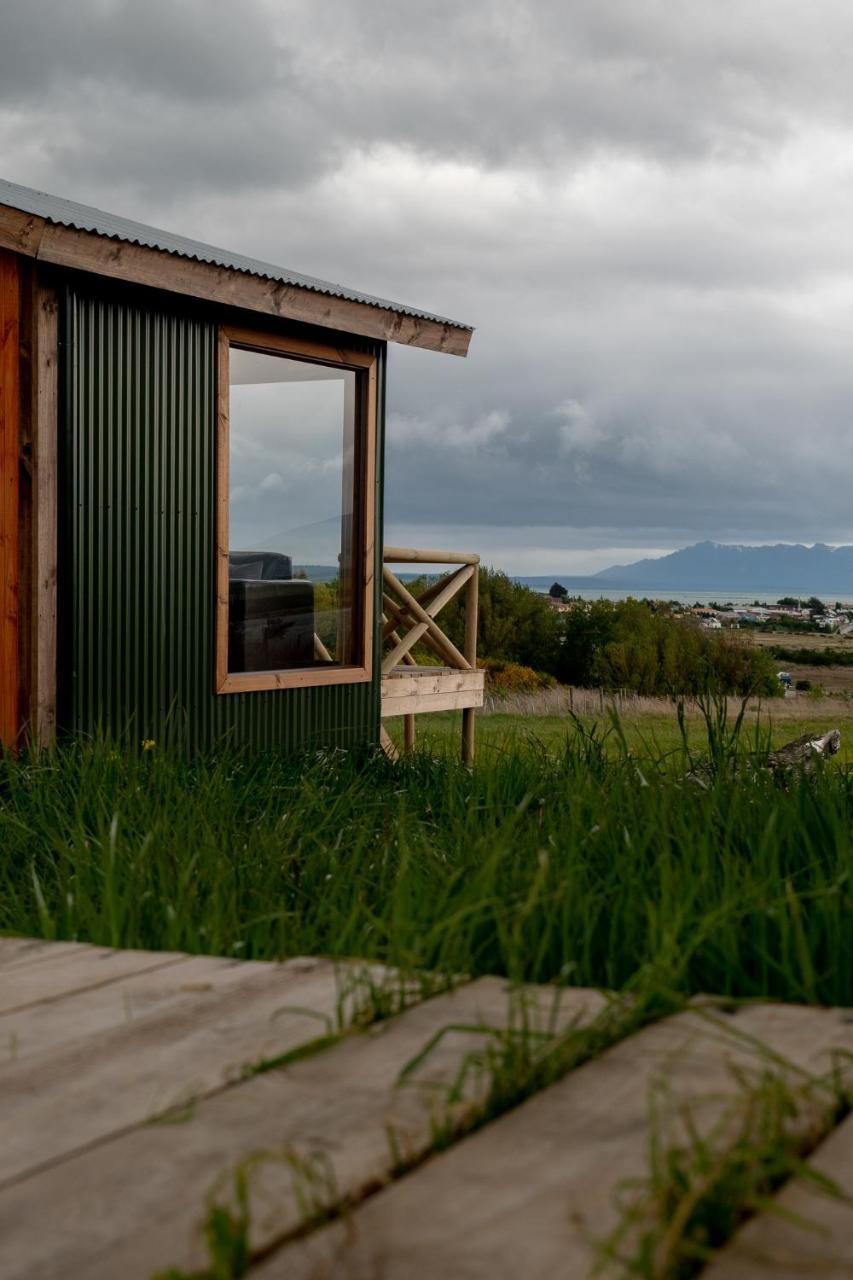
[0,180,483,758]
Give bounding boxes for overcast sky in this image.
[4,0,853,573]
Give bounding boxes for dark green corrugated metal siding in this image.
[59,282,383,750]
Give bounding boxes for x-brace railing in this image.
[381,547,480,761]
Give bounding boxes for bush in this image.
[558,599,780,697]
[481,659,556,694]
[773,646,853,667]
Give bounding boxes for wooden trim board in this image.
[29,276,58,745]
[215,327,377,695]
[0,248,20,747]
[0,205,472,356]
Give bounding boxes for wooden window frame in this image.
[215,325,376,694]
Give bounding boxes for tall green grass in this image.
[2,713,852,1004]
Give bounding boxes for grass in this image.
[7,707,853,1279]
[3,702,853,1005]
[593,1052,853,1279]
[399,690,853,762]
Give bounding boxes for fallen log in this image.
[766,728,841,775]
[686,728,841,788]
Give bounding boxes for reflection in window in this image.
[227,346,358,673]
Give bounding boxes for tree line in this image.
[438,568,780,697]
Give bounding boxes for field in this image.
[745,627,853,693]
[3,704,853,1007]
[389,688,853,761]
[748,629,853,652]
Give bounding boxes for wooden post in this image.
[0,249,20,749]
[30,277,58,746]
[404,714,416,754]
[462,562,479,765]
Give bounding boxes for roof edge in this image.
[0,194,473,357]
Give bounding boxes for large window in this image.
[215,328,376,693]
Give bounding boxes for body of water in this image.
[512,582,853,607]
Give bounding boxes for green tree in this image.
[555,599,618,685]
[558,599,779,697]
[440,568,561,673]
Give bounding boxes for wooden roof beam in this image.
[0,205,472,357]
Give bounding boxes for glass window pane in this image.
[227,346,358,673]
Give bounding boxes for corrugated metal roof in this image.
[0,177,472,331]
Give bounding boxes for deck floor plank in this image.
[0,941,189,1015]
[0,937,80,966]
[0,952,285,1063]
[0,977,605,1280]
[1,955,348,1187]
[7,939,853,1280]
[700,1108,853,1278]
[252,1003,853,1280]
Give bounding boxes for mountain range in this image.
[531,542,853,593]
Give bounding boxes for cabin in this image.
[0,179,483,760]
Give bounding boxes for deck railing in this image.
[381,547,480,762]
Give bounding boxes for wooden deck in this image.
[380,665,485,717]
[5,937,853,1278]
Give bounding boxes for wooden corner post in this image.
[30,276,58,746]
[0,249,20,748]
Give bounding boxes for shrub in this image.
[558,599,781,697]
[481,659,556,694]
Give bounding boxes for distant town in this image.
[545,589,853,635]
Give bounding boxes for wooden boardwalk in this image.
[4,938,853,1279]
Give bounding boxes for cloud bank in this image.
[4,0,853,571]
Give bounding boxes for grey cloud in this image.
[4,1,853,569]
[0,0,282,103]
[8,1,853,200]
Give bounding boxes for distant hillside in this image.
[592,541,853,591]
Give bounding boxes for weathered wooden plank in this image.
[0,205,472,355]
[32,221,472,356]
[0,979,606,1280]
[700,1109,853,1278]
[1,956,344,1187]
[0,942,188,1014]
[381,688,484,716]
[0,952,281,1062]
[381,668,484,716]
[382,670,483,696]
[0,208,45,257]
[0,937,64,966]
[255,1003,853,1280]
